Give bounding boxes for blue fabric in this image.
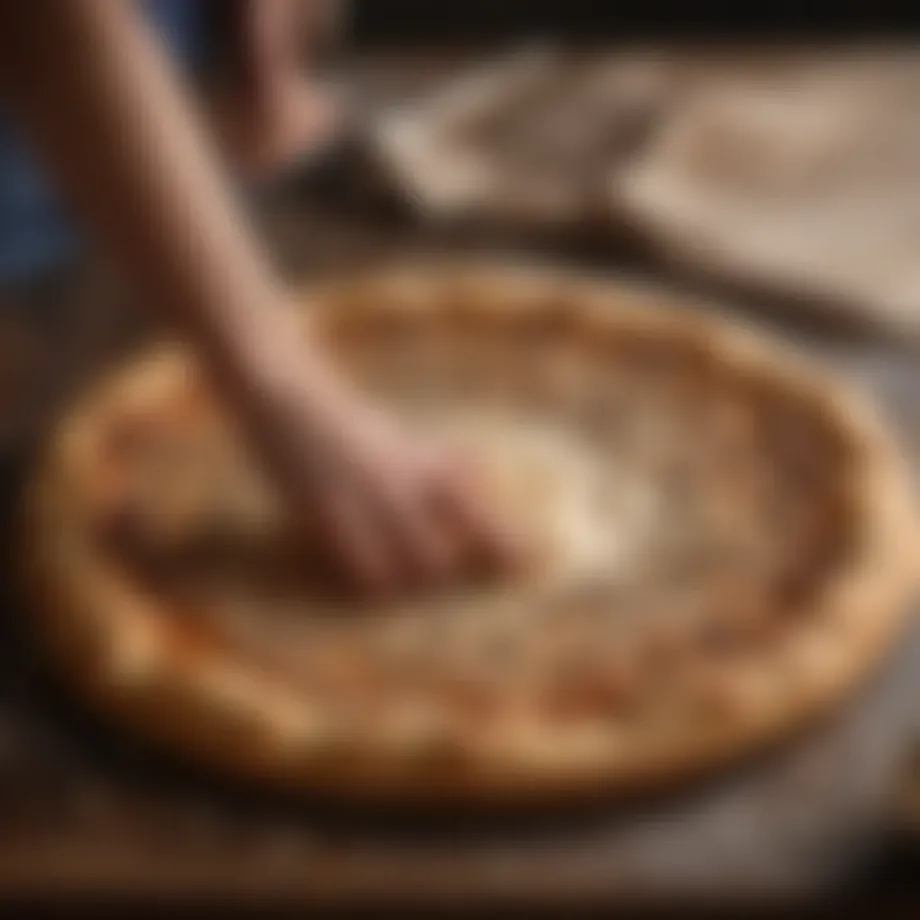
[143,0,213,73]
[0,1,212,285]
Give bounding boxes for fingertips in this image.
[355,453,461,591]
[312,488,396,599]
[431,455,530,578]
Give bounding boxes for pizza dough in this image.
[614,54,920,338]
[22,264,918,806]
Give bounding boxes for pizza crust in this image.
[21,263,919,806]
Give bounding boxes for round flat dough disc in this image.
[22,263,918,806]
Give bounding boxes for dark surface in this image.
[348,1,920,45]
[1,55,920,910]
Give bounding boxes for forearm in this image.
[0,1,322,399]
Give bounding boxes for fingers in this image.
[307,453,522,599]
[311,486,395,597]
[288,411,527,599]
[369,471,459,585]
[301,456,448,598]
[360,447,527,592]
[328,451,461,597]
[429,454,529,576]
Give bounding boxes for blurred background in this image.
[3,0,920,912]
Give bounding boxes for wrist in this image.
[208,297,352,426]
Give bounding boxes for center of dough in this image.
[427,407,660,587]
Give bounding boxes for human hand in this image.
[227,338,524,597]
